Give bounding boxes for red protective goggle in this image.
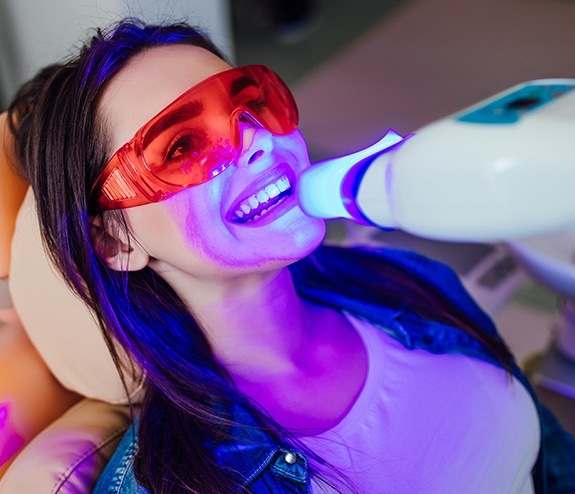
[89,65,299,212]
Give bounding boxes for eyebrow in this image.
[142,99,204,149]
[229,76,259,98]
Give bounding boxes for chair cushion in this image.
[0,112,28,279]
[9,189,144,404]
[0,399,133,493]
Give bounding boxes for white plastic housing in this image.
[340,79,575,242]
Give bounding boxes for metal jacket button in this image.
[284,452,297,465]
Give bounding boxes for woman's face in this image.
[98,45,325,281]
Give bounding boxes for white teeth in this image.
[277,177,289,192]
[232,174,292,222]
[257,190,269,203]
[265,184,280,198]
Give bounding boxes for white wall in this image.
[0,0,234,107]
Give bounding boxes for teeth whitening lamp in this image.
[298,79,575,242]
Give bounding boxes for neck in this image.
[171,267,316,377]
[159,264,369,433]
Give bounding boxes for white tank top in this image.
[301,314,540,493]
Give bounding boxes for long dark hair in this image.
[8,19,513,494]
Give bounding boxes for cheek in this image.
[290,216,326,252]
[122,201,198,268]
[285,132,310,165]
[164,188,238,266]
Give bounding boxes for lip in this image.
[225,163,298,227]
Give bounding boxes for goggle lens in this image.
[90,65,298,211]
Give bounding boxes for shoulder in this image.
[308,244,461,283]
[305,245,497,334]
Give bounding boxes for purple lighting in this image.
[1,401,26,468]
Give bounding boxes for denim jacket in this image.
[94,248,575,493]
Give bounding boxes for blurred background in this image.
[2,0,575,431]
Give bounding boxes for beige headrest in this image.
[9,189,144,404]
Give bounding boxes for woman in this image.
[7,19,575,493]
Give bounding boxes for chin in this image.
[255,216,325,268]
[291,217,326,255]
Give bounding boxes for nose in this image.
[237,115,273,167]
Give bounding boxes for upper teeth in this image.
[234,176,291,219]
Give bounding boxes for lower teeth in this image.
[234,190,292,223]
[246,199,281,222]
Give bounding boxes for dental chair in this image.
[0,114,144,492]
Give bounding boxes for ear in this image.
[89,216,149,272]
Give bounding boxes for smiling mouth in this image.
[230,175,293,223]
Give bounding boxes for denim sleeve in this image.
[93,422,148,494]
[538,403,575,493]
